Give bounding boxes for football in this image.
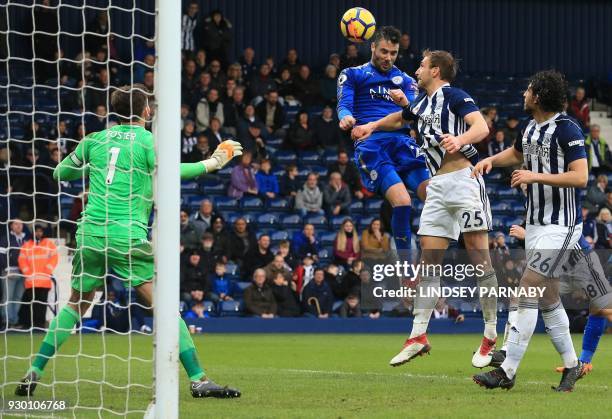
[340,7,376,43]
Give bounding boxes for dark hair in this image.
[371,26,401,45]
[422,49,458,82]
[110,84,150,123]
[528,70,568,113]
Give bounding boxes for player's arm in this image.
[351,110,405,141]
[472,146,523,177]
[180,140,243,180]
[511,157,588,188]
[440,111,490,153]
[337,69,357,130]
[53,139,89,181]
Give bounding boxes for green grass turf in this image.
[1,333,610,418]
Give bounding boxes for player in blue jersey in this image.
[472,70,593,392]
[353,50,498,370]
[337,26,429,256]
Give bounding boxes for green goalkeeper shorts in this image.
[71,235,154,292]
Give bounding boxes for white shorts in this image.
[418,167,491,240]
[525,223,583,278]
[559,250,612,311]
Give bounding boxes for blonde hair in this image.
[336,219,360,253]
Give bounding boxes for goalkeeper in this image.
[16,85,242,399]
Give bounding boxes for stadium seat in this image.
[491,217,505,229]
[215,196,238,210]
[332,300,343,312]
[268,197,290,212]
[257,213,280,226]
[225,262,239,275]
[330,215,347,227]
[411,216,420,231]
[304,165,327,177]
[319,231,337,246]
[217,165,233,176]
[318,248,330,261]
[365,199,383,214]
[274,150,297,164]
[413,200,424,212]
[497,187,519,200]
[203,301,217,316]
[298,150,321,164]
[491,202,510,215]
[270,230,289,243]
[323,150,339,165]
[201,182,226,195]
[281,214,302,228]
[267,137,283,147]
[503,216,523,226]
[510,202,525,213]
[349,201,364,213]
[358,216,374,229]
[219,300,243,317]
[305,214,327,229]
[234,281,251,298]
[241,196,264,209]
[181,181,199,192]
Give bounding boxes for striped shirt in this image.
[181,14,198,51]
[402,83,480,175]
[514,113,587,227]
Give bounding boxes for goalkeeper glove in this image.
[201,140,243,173]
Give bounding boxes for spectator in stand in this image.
[329,259,362,300]
[181,120,198,162]
[569,87,590,129]
[339,294,362,318]
[582,206,597,239]
[279,164,300,199]
[227,62,245,86]
[244,268,276,318]
[85,11,109,55]
[295,173,324,217]
[319,65,338,106]
[276,68,295,99]
[180,252,210,300]
[293,65,319,108]
[33,0,58,83]
[594,208,611,249]
[607,192,612,213]
[488,129,510,157]
[203,117,227,146]
[432,298,464,322]
[502,116,520,145]
[224,79,237,101]
[333,218,360,267]
[249,63,277,101]
[181,60,198,105]
[361,218,391,260]
[17,225,58,329]
[328,151,363,200]
[243,234,274,278]
[237,106,268,158]
[183,285,206,312]
[228,151,258,199]
[228,217,257,267]
[194,49,207,74]
[340,44,362,70]
[291,224,320,262]
[186,133,213,163]
[0,220,28,327]
[192,71,212,106]
[585,174,609,214]
[133,53,155,85]
[223,86,246,137]
[197,232,220,274]
[264,255,293,284]
[396,33,419,75]
[271,272,301,317]
[208,216,232,263]
[491,232,510,270]
[313,106,344,149]
[280,48,301,77]
[199,9,232,67]
[264,56,278,77]
[293,254,315,295]
[255,90,286,139]
[180,210,200,251]
[328,53,341,70]
[181,1,199,54]
[322,263,340,294]
[277,240,298,269]
[499,259,521,289]
[191,199,217,238]
[239,47,257,81]
[359,269,381,318]
[585,124,611,175]
[85,104,108,134]
[208,262,234,303]
[85,68,110,112]
[208,59,227,92]
[181,103,195,129]
[302,268,333,318]
[196,88,224,132]
[255,159,279,200]
[286,110,316,150]
[323,172,351,216]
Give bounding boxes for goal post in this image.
[151,0,181,417]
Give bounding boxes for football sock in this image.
[501,296,538,379]
[501,302,518,352]
[579,315,607,363]
[29,305,80,377]
[541,301,577,369]
[410,275,440,338]
[391,205,412,251]
[477,270,498,340]
[179,317,206,381]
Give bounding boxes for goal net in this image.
[0,1,178,417]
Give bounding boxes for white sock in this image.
[478,270,498,340]
[501,297,538,379]
[410,276,440,338]
[501,304,518,352]
[542,301,578,369]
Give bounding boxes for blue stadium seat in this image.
[305,214,327,229]
[318,248,330,260]
[257,213,280,226]
[270,230,289,243]
[349,201,363,213]
[510,202,525,213]
[491,202,510,215]
[358,216,374,229]
[330,215,347,228]
[497,187,519,200]
[203,301,216,316]
[484,171,503,180]
[486,186,497,200]
[319,231,337,246]
[491,217,505,229]
[267,137,283,147]
[323,150,339,165]
[281,214,302,228]
[219,300,243,317]
[225,262,239,275]
[365,199,383,214]
[503,217,523,226]
[215,196,238,210]
[268,197,290,212]
[412,200,424,212]
[202,182,226,195]
[304,165,327,177]
[181,181,199,192]
[217,165,233,176]
[241,196,263,209]
[233,281,251,298]
[298,150,321,164]
[411,216,420,230]
[274,150,297,165]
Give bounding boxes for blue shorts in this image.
[354,133,430,195]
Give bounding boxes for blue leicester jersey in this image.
[403,83,480,175]
[514,114,587,227]
[336,62,417,137]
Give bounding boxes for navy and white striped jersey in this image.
[402,83,480,175]
[181,14,198,52]
[514,114,587,227]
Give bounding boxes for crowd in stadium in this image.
[1,5,611,327]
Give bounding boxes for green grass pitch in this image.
[1,333,610,418]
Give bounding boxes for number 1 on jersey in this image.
[106,147,120,184]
